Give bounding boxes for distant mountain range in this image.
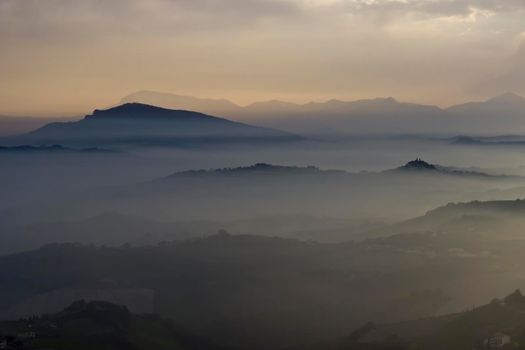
[122,91,525,135]
[3,103,299,148]
[3,92,525,140]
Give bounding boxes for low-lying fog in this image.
[3,136,525,245]
[4,133,525,349]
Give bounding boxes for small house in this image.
[483,332,511,349]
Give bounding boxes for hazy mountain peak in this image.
[487,92,525,104]
[89,102,209,120]
[244,99,302,112]
[11,103,298,148]
[124,90,238,105]
[120,90,241,116]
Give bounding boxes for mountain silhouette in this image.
[121,91,525,135]
[8,103,298,147]
[121,90,241,116]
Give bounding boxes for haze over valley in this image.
[3,1,525,349]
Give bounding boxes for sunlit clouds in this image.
[1,0,525,116]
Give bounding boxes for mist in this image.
[4,1,525,349]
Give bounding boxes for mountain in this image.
[6,92,525,138]
[244,96,442,116]
[121,92,446,135]
[121,91,525,135]
[121,90,242,117]
[6,103,298,148]
[440,93,525,136]
[0,115,75,137]
[447,92,525,114]
[0,300,231,350]
[122,91,442,119]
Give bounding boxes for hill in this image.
[5,103,298,148]
[6,160,525,231]
[334,289,525,350]
[364,198,525,242]
[0,300,230,350]
[120,90,242,117]
[3,229,525,348]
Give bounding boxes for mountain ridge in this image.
[4,103,299,148]
[121,91,525,135]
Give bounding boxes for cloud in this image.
[337,0,525,17]
[1,0,525,115]
[1,0,523,43]
[0,0,301,43]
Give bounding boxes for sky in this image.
[1,0,525,116]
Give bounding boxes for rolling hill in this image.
[4,159,525,232]
[0,300,231,350]
[332,289,525,350]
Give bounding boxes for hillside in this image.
[336,290,525,350]
[3,230,525,348]
[361,198,525,252]
[5,159,525,231]
[0,300,229,350]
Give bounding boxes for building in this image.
[483,333,511,349]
